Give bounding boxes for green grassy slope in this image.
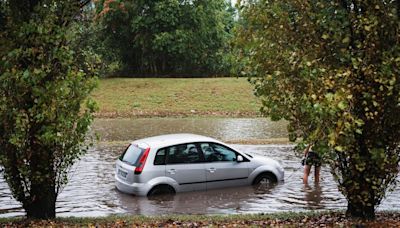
[91,78,260,118]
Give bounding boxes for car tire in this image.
[253,173,277,191]
[147,185,175,197]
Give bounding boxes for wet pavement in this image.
[0,118,399,217]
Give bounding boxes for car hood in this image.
[249,153,282,167]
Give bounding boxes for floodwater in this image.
[0,118,399,217]
[91,118,288,142]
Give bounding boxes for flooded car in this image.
[115,134,284,196]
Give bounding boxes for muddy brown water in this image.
[0,118,399,217]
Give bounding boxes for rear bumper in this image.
[115,174,151,196]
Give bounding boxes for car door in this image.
[200,142,250,190]
[165,143,206,192]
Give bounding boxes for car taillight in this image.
[134,148,150,175]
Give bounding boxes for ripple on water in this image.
[0,144,399,217]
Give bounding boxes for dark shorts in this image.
[305,151,321,167]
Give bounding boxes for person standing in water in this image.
[302,144,321,184]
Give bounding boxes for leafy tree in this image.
[236,0,400,219]
[94,0,235,76]
[0,0,98,219]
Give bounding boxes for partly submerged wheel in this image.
[147,185,175,197]
[253,173,277,193]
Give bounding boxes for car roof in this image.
[132,133,221,148]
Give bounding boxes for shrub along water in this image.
[0,0,98,219]
[236,0,400,219]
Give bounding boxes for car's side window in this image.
[154,149,166,165]
[200,143,215,162]
[166,143,202,164]
[201,143,237,162]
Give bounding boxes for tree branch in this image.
[80,0,91,8]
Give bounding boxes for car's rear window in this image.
[120,144,146,166]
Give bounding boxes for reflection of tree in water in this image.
[304,183,323,209]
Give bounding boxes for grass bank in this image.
[1,211,400,227]
[91,78,260,118]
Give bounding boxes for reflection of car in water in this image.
[115,134,284,196]
[116,184,278,215]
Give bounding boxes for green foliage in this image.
[236,0,400,219]
[0,0,98,219]
[93,0,235,76]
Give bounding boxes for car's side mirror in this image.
[237,155,244,162]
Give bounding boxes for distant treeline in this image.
[87,0,237,77]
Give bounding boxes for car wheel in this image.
[253,173,277,192]
[147,185,175,197]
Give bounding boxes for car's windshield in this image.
[120,144,145,166]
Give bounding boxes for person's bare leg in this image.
[303,165,311,184]
[314,166,321,184]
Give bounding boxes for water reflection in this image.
[117,184,283,215]
[303,183,323,210]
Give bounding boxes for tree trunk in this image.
[346,201,375,219]
[25,139,57,219]
[25,185,56,219]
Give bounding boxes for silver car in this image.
[115,134,284,196]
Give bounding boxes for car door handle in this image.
[207,168,216,173]
[167,169,176,174]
